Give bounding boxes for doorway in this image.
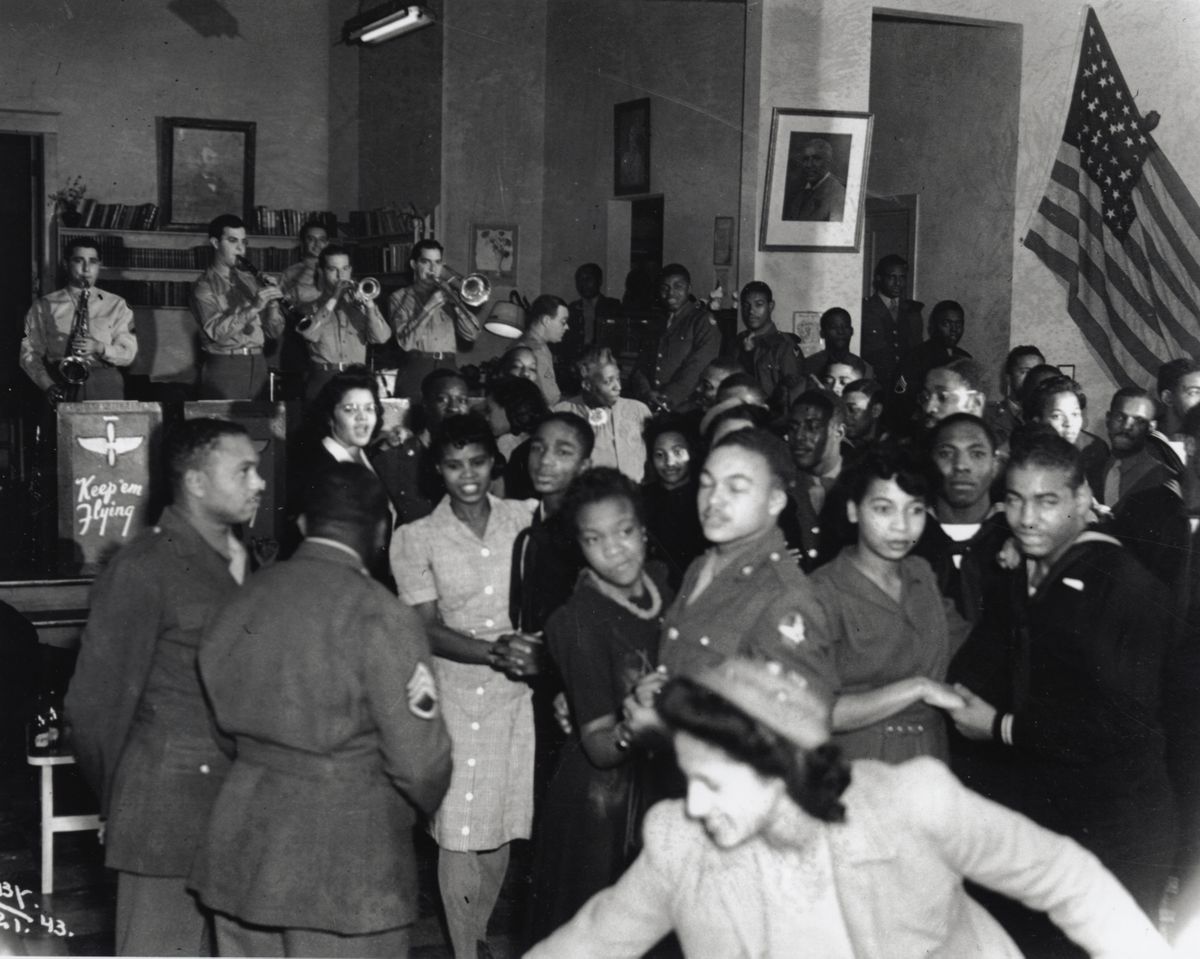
[868,13,1021,380]
[863,193,918,299]
[0,131,46,575]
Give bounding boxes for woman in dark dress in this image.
[641,415,706,590]
[529,468,676,942]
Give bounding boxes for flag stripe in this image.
[1024,226,1145,386]
[1024,9,1200,389]
[1032,154,1172,380]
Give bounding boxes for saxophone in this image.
[58,280,91,389]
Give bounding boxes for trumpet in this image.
[59,279,92,389]
[354,277,381,302]
[437,266,492,310]
[295,277,381,333]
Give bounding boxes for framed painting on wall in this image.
[760,108,872,252]
[614,98,651,196]
[470,224,518,280]
[159,117,256,229]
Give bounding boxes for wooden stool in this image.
[26,751,102,894]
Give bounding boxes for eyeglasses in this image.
[339,403,376,415]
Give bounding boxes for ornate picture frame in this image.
[159,117,256,229]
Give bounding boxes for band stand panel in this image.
[55,402,163,575]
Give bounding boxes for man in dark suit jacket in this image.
[65,418,266,955]
[559,263,622,393]
[860,254,923,393]
[192,462,452,957]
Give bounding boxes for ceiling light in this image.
[343,4,434,45]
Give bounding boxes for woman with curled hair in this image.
[527,658,1171,959]
[527,467,676,943]
[292,366,397,561]
[809,440,970,764]
[1022,373,1109,493]
[554,345,652,481]
[485,374,548,499]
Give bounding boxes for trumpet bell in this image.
[355,277,381,301]
[458,273,491,308]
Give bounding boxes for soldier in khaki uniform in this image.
[66,418,265,956]
[632,264,721,412]
[736,280,806,416]
[652,429,837,697]
[192,462,452,957]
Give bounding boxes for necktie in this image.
[1103,460,1121,506]
[887,297,898,321]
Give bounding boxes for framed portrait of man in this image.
[159,117,256,229]
[614,98,651,196]
[760,109,872,251]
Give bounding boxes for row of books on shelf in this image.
[61,236,300,273]
[106,280,194,308]
[70,200,160,231]
[346,208,430,241]
[251,208,337,238]
[356,241,413,276]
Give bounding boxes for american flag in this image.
[1024,7,1200,388]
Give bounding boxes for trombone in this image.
[437,266,492,310]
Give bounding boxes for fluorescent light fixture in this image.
[344,3,434,45]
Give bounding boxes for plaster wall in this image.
[542,0,746,306]
[1,2,331,216]
[440,0,548,364]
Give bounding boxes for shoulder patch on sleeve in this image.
[778,613,806,646]
[407,661,439,719]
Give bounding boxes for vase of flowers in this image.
[49,176,87,226]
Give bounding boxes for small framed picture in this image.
[791,311,822,355]
[470,224,518,281]
[760,108,873,252]
[713,216,734,267]
[159,117,255,229]
[614,98,651,196]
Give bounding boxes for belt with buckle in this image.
[205,347,257,357]
[310,360,348,371]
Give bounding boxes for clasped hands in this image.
[906,677,997,741]
[490,632,544,680]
